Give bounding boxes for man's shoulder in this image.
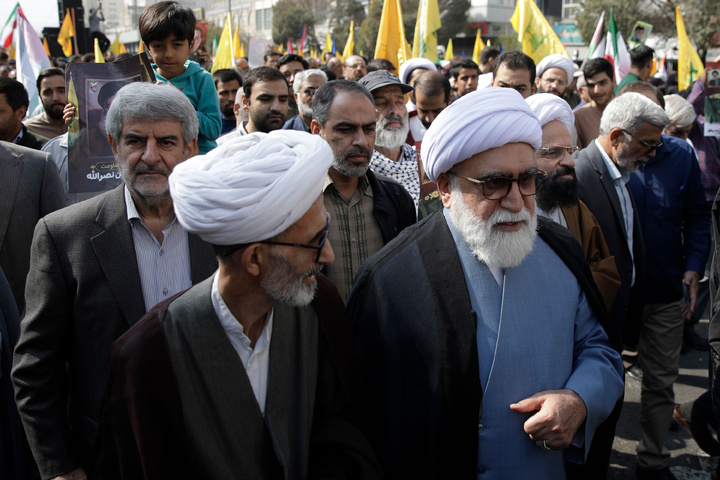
[573,104,598,119]
[42,187,121,229]
[661,134,695,159]
[0,140,49,162]
[23,112,50,127]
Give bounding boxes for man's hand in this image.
[63,103,76,126]
[51,467,87,480]
[681,270,700,321]
[509,389,587,450]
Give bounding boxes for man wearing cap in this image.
[92,130,382,479]
[359,70,421,208]
[527,93,622,480]
[348,87,624,478]
[535,54,575,98]
[311,80,415,302]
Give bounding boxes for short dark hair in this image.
[492,51,536,84]
[367,58,396,72]
[139,1,196,46]
[414,71,451,103]
[312,79,374,127]
[630,45,655,69]
[213,68,242,88]
[36,67,65,92]
[0,52,8,61]
[479,47,500,66]
[0,77,28,111]
[264,51,280,62]
[319,65,337,81]
[242,66,288,98]
[449,59,479,79]
[618,81,665,109]
[583,58,614,81]
[277,54,308,70]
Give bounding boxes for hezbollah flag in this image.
[676,6,704,91]
[342,21,355,60]
[211,13,234,73]
[320,32,332,62]
[232,19,241,60]
[109,33,121,55]
[412,0,441,63]
[510,0,568,64]
[445,38,453,60]
[57,8,74,57]
[94,37,105,63]
[471,29,485,64]
[375,0,410,68]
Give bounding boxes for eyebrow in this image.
[477,168,538,179]
[123,133,180,142]
[334,121,376,129]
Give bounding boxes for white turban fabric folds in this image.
[535,54,575,86]
[525,93,575,134]
[169,130,333,245]
[398,58,437,85]
[422,88,542,183]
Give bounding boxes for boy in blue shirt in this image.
[139,1,221,154]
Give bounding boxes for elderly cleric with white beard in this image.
[93,130,383,479]
[347,87,624,480]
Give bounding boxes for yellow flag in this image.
[57,8,74,57]
[211,14,234,73]
[412,0,441,62]
[232,20,241,59]
[445,38,453,60]
[109,33,121,55]
[120,42,127,54]
[138,41,144,53]
[676,6,704,91]
[320,32,332,62]
[238,42,245,58]
[94,37,105,63]
[43,37,50,56]
[342,21,355,60]
[472,29,485,64]
[278,42,284,54]
[510,0,569,64]
[375,0,410,68]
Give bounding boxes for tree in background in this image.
[272,0,318,49]
[329,0,366,53]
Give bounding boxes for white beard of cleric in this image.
[448,185,538,269]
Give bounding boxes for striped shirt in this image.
[323,175,384,302]
[124,187,192,311]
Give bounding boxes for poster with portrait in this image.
[66,54,155,193]
[628,21,653,49]
[705,62,720,136]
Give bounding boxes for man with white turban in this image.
[347,87,624,479]
[527,93,622,480]
[398,57,437,112]
[535,53,575,97]
[92,130,383,479]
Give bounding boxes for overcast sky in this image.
[2,1,62,34]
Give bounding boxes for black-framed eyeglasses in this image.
[536,145,579,160]
[225,212,331,263]
[621,129,663,154]
[448,169,547,200]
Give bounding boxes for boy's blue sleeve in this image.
[194,71,222,151]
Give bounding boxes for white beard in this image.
[375,114,410,149]
[448,188,537,269]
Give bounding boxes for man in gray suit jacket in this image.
[12,83,218,480]
[0,141,66,312]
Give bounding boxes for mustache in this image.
[379,114,405,129]
[550,165,575,179]
[344,146,371,159]
[134,163,170,176]
[488,207,532,226]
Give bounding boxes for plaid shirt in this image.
[688,81,720,202]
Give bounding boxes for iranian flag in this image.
[603,9,631,82]
[588,11,605,59]
[1,3,20,50]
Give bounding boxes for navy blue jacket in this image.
[628,135,710,303]
[282,114,310,133]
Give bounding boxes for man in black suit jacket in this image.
[0,77,49,149]
[12,83,218,480]
[575,92,671,480]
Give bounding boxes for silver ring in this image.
[541,440,550,450]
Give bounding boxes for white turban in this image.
[399,58,437,85]
[422,87,542,183]
[525,93,575,135]
[169,130,333,245]
[536,54,575,85]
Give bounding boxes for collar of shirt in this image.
[124,185,180,231]
[595,138,629,185]
[11,126,23,144]
[323,172,372,197]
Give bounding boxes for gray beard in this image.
[448,185,537,269]
[375,115,409,149]
[298,101,313,119]
[261,249,320,306]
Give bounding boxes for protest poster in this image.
[66,53,155,193]
[628,21,653,49]
[705,62,720,136]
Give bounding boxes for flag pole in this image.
[70,7,79,55]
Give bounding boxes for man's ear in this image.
[437,172,453,209]
[241,93,250,112]
[108,134,118,156]
[185,138,199,158]
[609,128,625,148]
[310,119,322,136]
[240,243,265,278]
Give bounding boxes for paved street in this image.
[608,320,717,479]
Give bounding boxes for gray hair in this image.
[664,94,697,128]
[598,92,669,136]
[293,69,327,94]
[106,82,199,146]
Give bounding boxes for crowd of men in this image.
[0,4,719,479]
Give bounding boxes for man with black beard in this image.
[311,80,415,301]
[407,71,450,144]
[347,87,623,478]
[92,130,383,479]
[24,68,68,139]
[359,71,422,208]
[528,93,622,480]
[212,69,242,136]
[219,67,288,143]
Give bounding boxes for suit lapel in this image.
[91,186,146,326]
[589,143,628,239]
[0,143,23,250]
